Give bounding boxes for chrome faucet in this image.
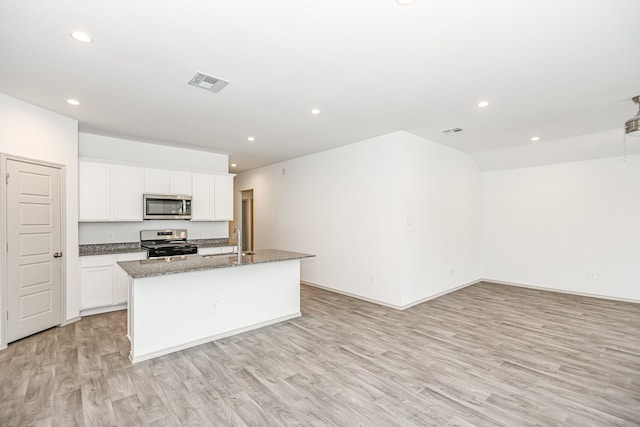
[233,225,242,263]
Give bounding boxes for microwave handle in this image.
[182,199,187,214]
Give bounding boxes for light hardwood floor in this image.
[1,282,639,426]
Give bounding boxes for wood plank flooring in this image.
[1,281,639,426]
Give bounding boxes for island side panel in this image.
[129,259,301,363]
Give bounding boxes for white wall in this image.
[482,154,640,301]
[78,133,230,243]
[0,92,80,329]
[79,133,229,172]
[235,131,482,308]
[398,134,482,305]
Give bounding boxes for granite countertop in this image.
[117,249,315,279]
[79,238,231,256]
[79,242,144,256]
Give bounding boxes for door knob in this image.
[53,252,62,258]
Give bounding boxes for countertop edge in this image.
[118,250,315,279]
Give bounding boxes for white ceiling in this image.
[1,0,639,172]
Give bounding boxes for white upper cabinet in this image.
[191,173,234,221]
[144,168,192,195]
[214,174,234,220]
[191,173,215,221]
[79,161,111,221]
[113,165,144,221]
[79,160,144,222]
[80,159,231,223]
[143,168,171,194]
[170,171,192,195]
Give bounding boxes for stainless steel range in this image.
[140,229,198,258]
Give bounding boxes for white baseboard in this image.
[61,316,81,326]
[398,279,482,310]
[302,277,639,309]
[80,303,127,317]
[483,278,640,304]
[301,279,481,311]
[301,281,405,309]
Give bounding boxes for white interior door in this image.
[6,159,62,342]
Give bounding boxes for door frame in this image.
[0,154,67,350]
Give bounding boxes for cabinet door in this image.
[191,173,214,221]
[79,161,111,221]
[81,255,115,309]
[214,175,234,220]
[170,171,192,195]
[115,252,146,304]
[144,168,171,194]
[113,165,144,221]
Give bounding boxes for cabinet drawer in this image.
[81,254,114,268]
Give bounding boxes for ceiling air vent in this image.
[441,127,463,135]
[188,72,229,93]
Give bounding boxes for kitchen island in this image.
[118,249,314,363]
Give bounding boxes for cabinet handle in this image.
[53,252,63,258]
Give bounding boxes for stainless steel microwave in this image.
[143,194,192,220]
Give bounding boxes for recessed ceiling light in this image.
[530,136,540,142]
[70,31,93,43]
[247,136,256,142]
[478,101,490,108]
[231,163,237,168]
[311,108,321,115]
[66,99,80,106]
[396,0,417,5]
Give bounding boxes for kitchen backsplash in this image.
[79,220,229,244]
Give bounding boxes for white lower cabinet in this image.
[81,252,146,311]
[115,252,147,304]
[81,255,115,309]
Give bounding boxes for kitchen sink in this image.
[202,253,234,259]
[203,251,256,259]
[141,255,188,264]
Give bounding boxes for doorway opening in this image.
[241,189,254,251]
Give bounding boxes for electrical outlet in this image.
[212,300,220,313]
[369,274,375,284]
[448,267,455,277]
[587,271,598,280]
[107,232,114,242]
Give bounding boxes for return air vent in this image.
[441,127,463,135]
[188,72,229,93]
